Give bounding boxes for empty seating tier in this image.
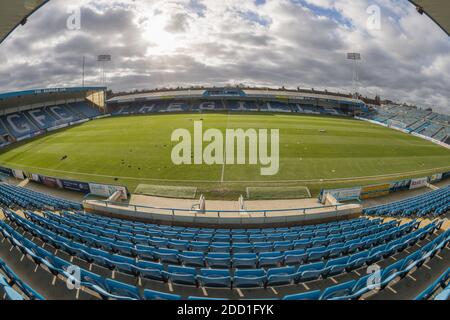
[363,186,450,217]
[0,183,81,211]
[1,208,448,300]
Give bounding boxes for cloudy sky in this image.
[0,0,449,114]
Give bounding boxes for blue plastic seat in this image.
[283,290,321,300]
[266,266,295,286]
[325,256,350,277]
[187,296,228,300]
[104,278,141,300]
[234,269,267,288]
[154,249,179,264]
[164,266,198,286]
[380,259,406,288]
[179,251,205,267]
[307,247,330,262]
[134,261,164,281]
[143,289,181,300]
[284,249,307,265]
[210,242,231,253]
[434,288,450,300]
[197,269,231,288]
[259,252,283,268]
[205,253,231,268]
[294,262,326,283]
[232,253,258,269]
[320,280,357,300]
[232,243,253,253]
[3,286,25,300]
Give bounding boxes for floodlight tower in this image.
[347,52,361,99]
[97,54,112,86]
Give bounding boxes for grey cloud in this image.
[0,0,448,115]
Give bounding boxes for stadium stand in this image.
[0,207,448,300]
[0,87,106,146]
[0,101,103,143]
[0,89,448,300]
[361,104,450,143]
[0,183,82,210]
[363,186,450,217]
[0,103,101,140]
[70,102,102,119]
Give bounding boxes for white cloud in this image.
[0,0,448,114]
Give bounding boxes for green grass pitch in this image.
[0,113,449,199]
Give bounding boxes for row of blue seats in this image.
[0,258,44,300]
[6,210,431,288]
[0,112,40,139]
[0,219,153,300]
[285,228,450,300]
[44,211,387,248]
[27,211,408,268]
[364,186,450,217]
[111,101,294,115]
[70,102,102,119]
[415,268,450,300]
[0,184,81,211]
[61,211,376,238]
[2,215,448,300]
[109,101,347,117]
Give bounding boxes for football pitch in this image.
[0,113,449,199]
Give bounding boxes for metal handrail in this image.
[92,199,346,218]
